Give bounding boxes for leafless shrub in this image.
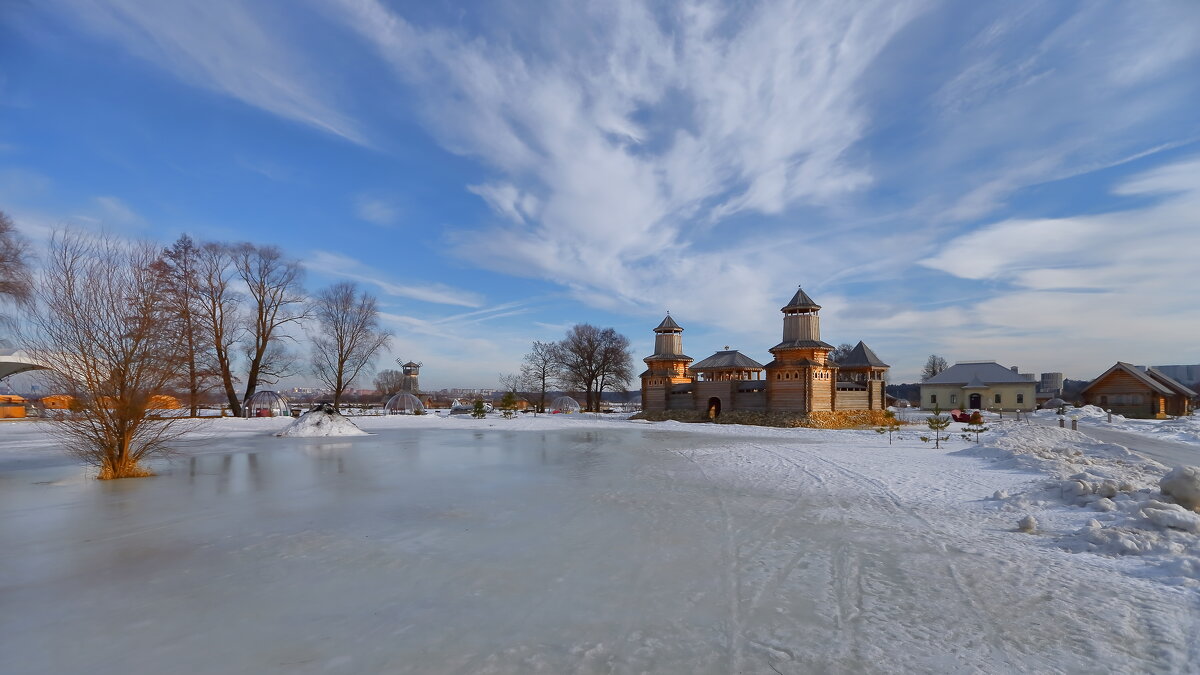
[23,231,194,479]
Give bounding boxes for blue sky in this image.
[2,0,1199,388]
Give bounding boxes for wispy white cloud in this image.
[908,157,1200,377]
[327,0,920,332]
[40,0,369,145]
[303,250,483,308]
[353,195,399,227]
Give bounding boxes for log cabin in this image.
[1080,362,1196,419]
[640,287,888,418]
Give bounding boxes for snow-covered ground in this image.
[1,413,1198,673]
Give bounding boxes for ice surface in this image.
[2,417,1199,673]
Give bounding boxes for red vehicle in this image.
[949,409,974,423]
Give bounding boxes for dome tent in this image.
[385,392,425,415]
[551,396,581,413]
[244,390,291,417]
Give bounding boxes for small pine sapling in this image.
[923,406,951,449]
[500,391,517,419]
[874,410,903,445]
[962,410,990,443]
[471,399,487,419]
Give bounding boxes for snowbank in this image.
[960,424,1200,584]
[274,404,368,438]
[1161,466,1200,510]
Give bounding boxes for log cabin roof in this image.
[836,341,889,368]
[770,338,836,351]
[923,361,1030,385]
[692,350,764,371]
[644,353,693,362]
[1147,368,1197,397]
[1080,362,1196,398]
[654,314,683,332]
[781,287,821,313]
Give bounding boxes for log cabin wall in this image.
[837,390,869,409]
[667,388,694,411]
[695,381,736,412]
[735,390,768,411]
[767,374,808,412]
[1083,370,1159,418]
[642,383,667,412]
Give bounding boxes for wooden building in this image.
[640,287,888,417]
[1080,362,1196,419]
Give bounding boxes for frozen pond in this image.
[3,422,1197,673]
[1,427,802,673]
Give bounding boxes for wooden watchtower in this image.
[640,314,693,413]
[764,287,838,413]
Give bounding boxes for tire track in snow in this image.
[775,443,1024,669]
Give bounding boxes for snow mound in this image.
[955,424,1160,478]
[968,424,1200,584]
[275,404,368,438]
[1161,466,1200,511]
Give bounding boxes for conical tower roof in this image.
[836,341,889,368]
[781,287,821,313]
[654,313,683,333]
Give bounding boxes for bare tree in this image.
[555,325,633,412]
[194,242,246,416]
[0,210,31,325]
[828,343,855,364]
[232,244,308,407]
[23,231,193,479]
[154,235,220,416]
[373,369,405,398]
[921,354,949,381]
[309,281,391,410]
[519,340,561,413]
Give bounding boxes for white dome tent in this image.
[384,392,425,415]
[551,396,581,414]
[244,390,291,417]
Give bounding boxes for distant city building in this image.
[1039,372,1064,395]
[1151,364,1200,386]
[641,287,888,418]
[920,361,1036,411]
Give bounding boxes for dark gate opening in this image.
[707,397,721,420]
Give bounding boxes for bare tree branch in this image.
[309,281,391,410]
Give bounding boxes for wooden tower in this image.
[640,314,693,413]
[399,360,422,394]
[764,287,838,413]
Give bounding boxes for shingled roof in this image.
[654,314,682,332]
[836,341,889,368]
[1080,362,1197,398]
[692,350,765,371]
[781,287,821,312]
[924,361,1030,385]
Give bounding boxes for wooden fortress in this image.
[640,288,889,418]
